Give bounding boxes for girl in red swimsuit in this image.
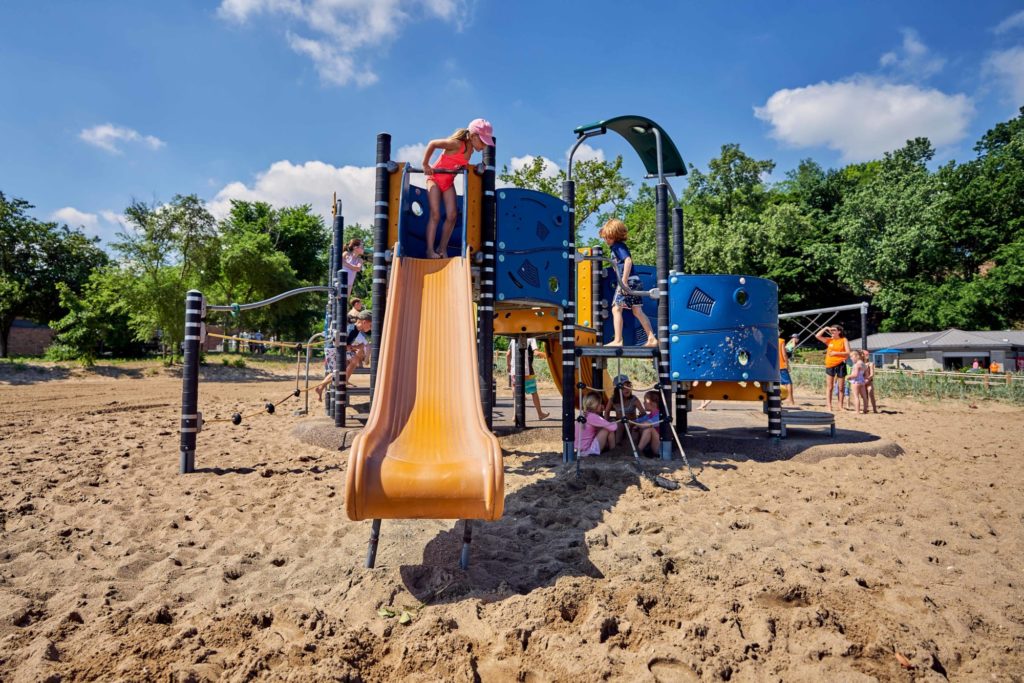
[420,118,494,258]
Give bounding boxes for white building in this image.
[850,329,1024,372]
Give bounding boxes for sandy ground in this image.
[1,361,1022,682]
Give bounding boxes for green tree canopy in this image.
[0,192,108,357]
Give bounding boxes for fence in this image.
[790,364,1024,405]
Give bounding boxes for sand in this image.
[1,361,1022,681]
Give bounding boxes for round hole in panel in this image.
[410,201,424,217]
[737,349,750,366]
[548,277,559,293]
[734,288,749,306]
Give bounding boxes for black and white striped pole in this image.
[335,270,348,428]
[179,290,203,474]
[514,335,526,429]
[561,179,577,463]
[591,245,604,395]
[655,182,673,460]
[768,382,783,437]
[671,204,687,434]
[479,140,497,429]
[370,133,391,401]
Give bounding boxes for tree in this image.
[499,156,632,234]
[111,194,219,356]
[0,192,108,357]
[47,270,139,364]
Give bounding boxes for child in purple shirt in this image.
[636,391,661,456]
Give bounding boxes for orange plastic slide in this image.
[345,257,504,522]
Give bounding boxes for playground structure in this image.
[178,114,787,569]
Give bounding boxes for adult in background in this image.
[815,324,850,412]
[506,337,549,421]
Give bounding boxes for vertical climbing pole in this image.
[655,182,673,460]
[179,290,203,474]
[591,246,604,395]
[370,133,391,400]
[768,382,783,437]
[671,204,687,435]
[860,302,869,355]
[335,270,348,428]
[561,180,577,463]
[479,140,497,429]
[514,335,526,428]
[327,197,344,419]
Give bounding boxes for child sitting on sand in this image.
[634,391,661,456]
[576,393,618,457]
[604,374,643,447]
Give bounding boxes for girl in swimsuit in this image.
[420,118,494,258]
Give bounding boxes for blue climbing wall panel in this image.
[668,274,779,382]
[598,264,658,346]
[397,182,465,259]
[495,189,570,307]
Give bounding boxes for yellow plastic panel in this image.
[387,162,405,250]
[345,256,504,521]
[493,306,561,335]
[686,381,769,402]
[576,247,593,328]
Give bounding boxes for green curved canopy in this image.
[573,115,687,177]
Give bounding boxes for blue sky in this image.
[2,1,1023,247]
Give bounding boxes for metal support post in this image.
[335,270,347,427]
[479,141,497,429]
[179,290,203,474]
[370,133,391,401]
[561,180,577,462]
[655,183,672,460]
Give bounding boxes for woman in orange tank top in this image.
[815,324,850,412]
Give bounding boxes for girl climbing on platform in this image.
[341,238,364,294]
[599,219,657,347]
[421,118,494,259]
[576,393,618,457]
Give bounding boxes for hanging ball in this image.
[293,389,301,397]
[265,402,275,414]
[576,382,586,389]
[231,413,242,425]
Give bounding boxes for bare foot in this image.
[425,250,441,259]
[644,335,659,347]
[315,385,324,402]
[606,339,623,347]
[537,411,550,420]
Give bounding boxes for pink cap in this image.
[468,118,494,146]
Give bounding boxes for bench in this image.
[780,409,835,438]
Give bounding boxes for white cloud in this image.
[510,154,560,176]
[754,77,973,162]
[286,32,377,87]
[394,143,428,164]
[569,143,605,164]
[994,9,1024,34]
[218,0,472,87]
[79,123,165,155]
[52,207,99,232]
[208,159,377,228]
[985,47,1024,104]
[879,28,944,80]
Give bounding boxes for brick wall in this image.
[8,321,55,356]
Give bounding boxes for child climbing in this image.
[314,311,372,401]
[341,238,364,294]
[599,219,657,347]
[575,392,618,457]
[421,118,494,259]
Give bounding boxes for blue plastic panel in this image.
[668,274,779,382]
[397,183,465,259]
[495,189,571,307]
[599,264,659,346]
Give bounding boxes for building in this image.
[851,329,1024,372]
[6,318,55,356]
